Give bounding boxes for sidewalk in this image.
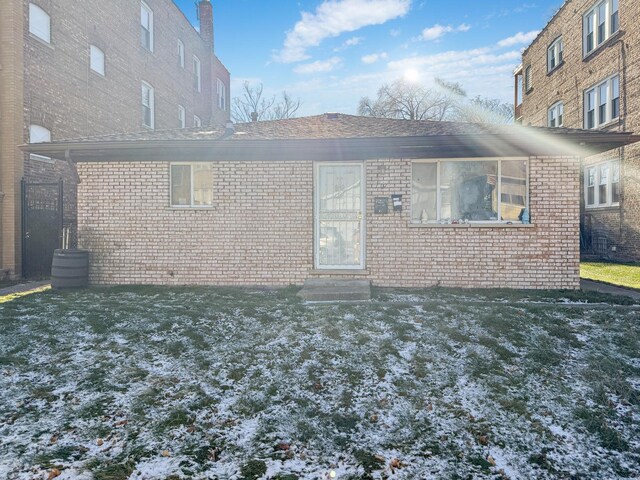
[0,280,51,298]
[581,279,640,301]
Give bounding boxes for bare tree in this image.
[456,96,514,124]
[359,78,514,124]
[357,79,459,121]
[232,82,301,123]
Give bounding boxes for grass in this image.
[0,286,638,479]
[581,261,640,290]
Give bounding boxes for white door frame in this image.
[314,161,366,270]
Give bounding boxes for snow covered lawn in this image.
[0,286,638,479]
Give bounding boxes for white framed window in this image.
[178,105,186,128]
[547,37,564,72]
[177,39,185,68]
[141,81,154,129]
[29,3,51,44]
[524,66,532,92]
[89,45,105,76]
[584,75,619,129]
[585,160,620,208]
[216,78,226,111]
[170,163,214,207]
[193,115,202,127]
[29,125,52,162]
[411,158,529,224]
[193,55,201,92]
[583,0,619,57]
[141,1,153,52]
[548,102,564,127]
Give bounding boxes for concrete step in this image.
[297,279,371,302]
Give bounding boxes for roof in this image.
[22,113,640,163]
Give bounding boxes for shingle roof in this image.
[48,113,601,144]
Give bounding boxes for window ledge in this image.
[524,87,534,96]
[166,206,215,211]
[309,269,369,276]
[408,222,534,229]
[547,60,565,76]
[582,30,623,62]
[29,33,53,49]
[585,204,620,211]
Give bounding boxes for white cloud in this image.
[420,23,471,41]
[361,52,388,64]
[497,30,540,47]
[274,0,411,63]
[344,36,363,46]
[390,28,401,37]
[294,57,343,74]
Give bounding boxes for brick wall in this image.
[0,0,231,277]
[520,0,640,260]
[77,156,580,289]
[0,0,25,279]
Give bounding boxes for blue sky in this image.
[175,0,564,116]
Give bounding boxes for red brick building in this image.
[514,0,640,261]
[0,0,230,279]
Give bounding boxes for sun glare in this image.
[403,68,420,82]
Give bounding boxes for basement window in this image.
[170,163,213,207]
[29,3,51,44]
[411,158,528,224]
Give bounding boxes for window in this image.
[411,159,528,224]
[193,115,202,127]
[216,78,226,111]
[90,45,105,76]
[29,125,52,162]
[177,39,185,68]
[584,75,620,128]
[585,160,620,208]
[548,102,564,127]
[524,66,532,92]
[178,105,186,128]
[584,0,620,56]
[193,56,201,92]
[29,3,50,44]
[170,163,213,207]
[547,37,564,72]
[141,82,154,129]
[141,1,153,52]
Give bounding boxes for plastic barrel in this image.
[51,249,89,289]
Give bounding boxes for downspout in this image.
[612,37,627,248]
[65,149,81,184]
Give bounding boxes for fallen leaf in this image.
[49,435,58,444]
[162,449,171,457]
[47,469,61,480]
[487,455,496,466]
[477,435,489,446]
[96,438,104,446]
[370,414,379,423]
[277,442,290,451]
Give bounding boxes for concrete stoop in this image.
[297,279,371,302]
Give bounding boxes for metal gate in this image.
[21,179,63,279]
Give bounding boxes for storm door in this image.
[314,162,365,269]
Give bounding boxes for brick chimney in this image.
[198,0,214,52]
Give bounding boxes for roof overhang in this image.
[21,131,640,163]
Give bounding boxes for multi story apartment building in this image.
[514,0,640,260]
[0,0,230,279]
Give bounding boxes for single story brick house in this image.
[24,114,638,289]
